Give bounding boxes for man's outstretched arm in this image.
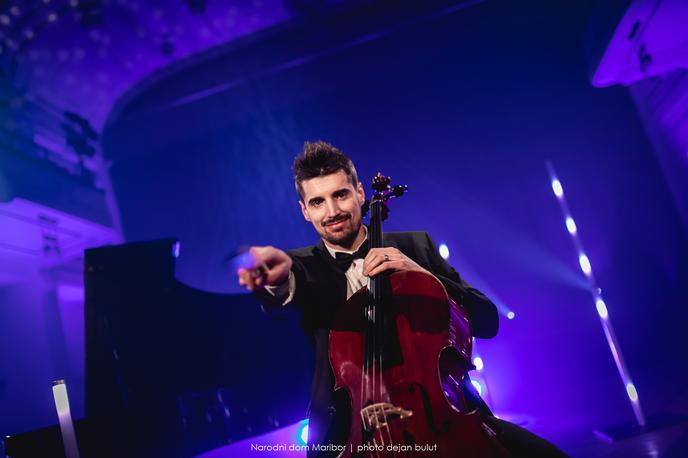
[237,245,306,313]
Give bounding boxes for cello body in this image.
[328,173,509,457]
[329,270,509,457]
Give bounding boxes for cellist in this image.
[237,141,567,457]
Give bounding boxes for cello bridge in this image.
[360,403,413,432]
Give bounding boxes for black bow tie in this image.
[334,239,369,272]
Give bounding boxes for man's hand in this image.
[237,246,292,292]
[362,247,430,277]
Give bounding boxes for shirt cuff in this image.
[263,270,295,306]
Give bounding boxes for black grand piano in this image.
[5,239,312,457]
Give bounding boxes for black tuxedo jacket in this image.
[255,231,498,447]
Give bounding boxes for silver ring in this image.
[383,254,390,262]
[250,262,268,279]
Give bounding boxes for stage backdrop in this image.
[102,0,688,443]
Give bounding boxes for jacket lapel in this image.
[382,232,399,250]
[313,240,348,303]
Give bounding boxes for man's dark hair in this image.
[293,141,358,200]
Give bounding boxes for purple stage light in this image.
[57,284,84,304]
[546,161,646,428]
[438,243,450,259]
[506,311,515,320]
[173,241,181,259]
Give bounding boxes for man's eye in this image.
[311,200,323,207]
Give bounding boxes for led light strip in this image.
[546,161,645,427]
[52,380,81,458]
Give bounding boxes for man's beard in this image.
[321,215,361,249]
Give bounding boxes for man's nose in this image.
[325,199,340,217]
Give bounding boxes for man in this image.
[238,141,567,457]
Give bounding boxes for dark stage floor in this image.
[559,422,688,458]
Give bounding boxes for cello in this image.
[328,173,510,457]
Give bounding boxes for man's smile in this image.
[324,215,350,228]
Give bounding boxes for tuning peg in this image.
[372,172,391,192]
[390,185,408,198]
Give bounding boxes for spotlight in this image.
[506,311,515,320]
[626,383,638,402]
[595,298,608,319]
[547,161,646,428]
[578,254,591,275]
[473,356,484,371]
[438,243,449,259]
[297,419,308,445]
[565,217,576,234]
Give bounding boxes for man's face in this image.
[299,170,365,249]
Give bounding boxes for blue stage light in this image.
[297,419,309,445]
[551,179,563,198]
[578,253,591,275]
[506,311,515,320]
[565,217,577,234]
[626,383,638,402]
[438,243,449,259]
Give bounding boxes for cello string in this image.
[363,301,369,434]
[371,437,380,458]
[363,205,376,442]
[374,199,395,449]
[369,198,394,454]
[378,304,394,449]
[364,199,379,445]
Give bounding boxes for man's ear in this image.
[356,181,365,203]
[299,200,311,222]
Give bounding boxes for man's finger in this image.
[237,267,259,291]
[364,250,397,275]
[365,254,397,276]
[237,269,247,286]
[363,250,386,272]
[363,254,382,275]
[366,260,402,277]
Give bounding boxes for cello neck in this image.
[368,199,385,303]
